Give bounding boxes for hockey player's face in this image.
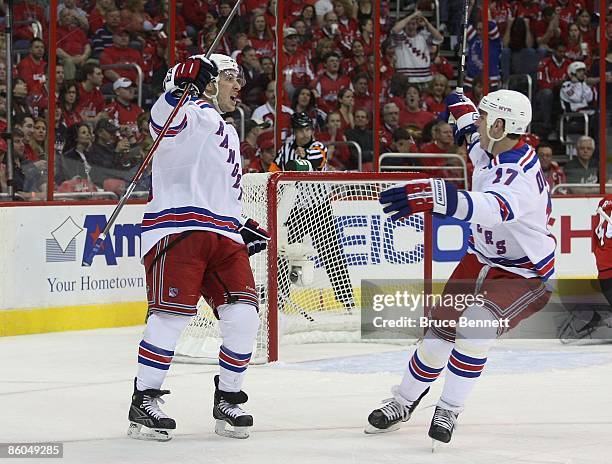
[217,71,243,113]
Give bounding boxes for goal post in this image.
[175,171,432,364]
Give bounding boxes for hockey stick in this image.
[456,0,470,95]
[83,0,243,266]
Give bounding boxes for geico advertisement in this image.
[0,196,601,310]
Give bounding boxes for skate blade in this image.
[215,419,250,439]
[127,422,173,442]
[364,423,400,434]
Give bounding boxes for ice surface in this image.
[2,327,612,464]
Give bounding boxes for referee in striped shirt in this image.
[276,112,355,314]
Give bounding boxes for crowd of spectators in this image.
[0,0,610,199]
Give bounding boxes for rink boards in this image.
[0,196,603,336]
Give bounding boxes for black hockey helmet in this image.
[291,112,313,129]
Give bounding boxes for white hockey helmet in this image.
[568,61,587,76]
[478,89,532,137]
[209,53,246,87]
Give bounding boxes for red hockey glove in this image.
[240,218,271,256]
[172,55,218,94]
[445,92,479,145]
[379,179,459,221]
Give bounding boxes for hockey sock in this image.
[438,305,497,411]
[136,312,191,391]
[217,303,260,392]
[396,332,453,402]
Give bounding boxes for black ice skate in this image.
[364,387,429,434]
[213,375,253,439]
[127,379,176,442]
[428,405,459,450]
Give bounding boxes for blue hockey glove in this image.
[445,92,479,145]
[240,218,271,256]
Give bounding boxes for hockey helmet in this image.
[291,112,313,129]
[568,61,587,76]
[209,53,246,87]
[478,89,532,136]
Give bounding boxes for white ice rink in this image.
[2,326,612,464]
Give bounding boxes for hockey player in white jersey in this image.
[128,54,270,441]
[366,90,555,446]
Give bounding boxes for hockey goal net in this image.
[175,172,431,363]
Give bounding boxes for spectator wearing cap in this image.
[17,38,46,98]
[99,28,145,85]
[345,108,373,170]
[104,78,144,136]
[314,52,352,114]
[76,63,106,126]
[399,84,435,131]
[92,8,122,59]
[241,45,269,109]
[248,135,280,173]
[283,27,316,95]
[241,119,271,165]
[58,0,89,31]
[56,8,92,81]
[58,81,82,129]
[248,13,275,59]
[87,118,134,189]
[252,80,294,141]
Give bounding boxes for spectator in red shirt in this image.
[248,135,280,173]
[576,9,597,51]
[399,84,436,133]
[282,27,316,96]
[380,102,401,152]
[358,17,374,56]
[314,52,352,114]
[89,0,116,35]
[56,9,92,81]
[532,6,562,55]
[430,43,454,80]
[343,40,368,78]
[13,0,45,43]
[535,43,570,137]
[241,118,272,167]
[99,28,145,85]
[182,0,210,33]
[419,121,457,178]
[557,0,585,35]
[14,113,38,162]
[333,0,359,55]
[352,72,372,115]
[58,0,90,32]
[314,11,344,56]
[17,38,46,98]
[564,23,591,68]
[59,81,82,129]
[248,13,275,59]
[537,141,567,193]
[337,87,355,131]
[76,63,106,126]
[423,74,450,116]
[318,111,350,170]
[104,78,144,136]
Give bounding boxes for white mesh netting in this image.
[175,172,429,363]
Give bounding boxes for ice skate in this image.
[213,375,253,439]
[127,379,176,442]
[428,405,459,450]
[365,387,429,434]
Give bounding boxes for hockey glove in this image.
[379,178,459,221]
[445,92,479,145]
[240,218,271,256]
[172,55,219,95]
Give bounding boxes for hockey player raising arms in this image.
[367,90,555,446]
[128,54,270,441]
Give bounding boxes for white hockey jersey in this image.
[560,80,595,112]
[141,92,244,259]
[457,140,556,281]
